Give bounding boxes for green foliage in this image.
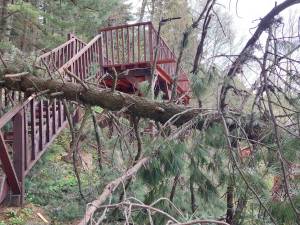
[25,132,103,222]
[203,123,226,148]
[8,1,40,20]
[190,66,217,99]
[141,140,185,186]
[270,195,300,225]
[282,137,300,162]
[4,208,33,225]
[5,0,131,50]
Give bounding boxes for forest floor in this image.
[0,131,100,225]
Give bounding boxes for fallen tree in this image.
[1,74,207,127]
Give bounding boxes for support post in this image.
[12,110,25,206]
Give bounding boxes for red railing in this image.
[38,35,86,73]
[99,22,190,95]
[57,34,103,81]
[0,35,85,204]
[0,23,192,204]
[100,22,177,66]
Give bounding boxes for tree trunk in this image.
[232,193,247,225]
[2,74,206,128]
[138,0,147,22]
[190,177,196,213]
[169,174,180,202]
[0,0,9,42]
[226,181,234,224]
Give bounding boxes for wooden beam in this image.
[0,132,21,194]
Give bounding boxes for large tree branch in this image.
[220,0,300,109]
[227,0,300,78]
[1,74,205,127]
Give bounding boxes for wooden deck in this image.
[0,21,190,204]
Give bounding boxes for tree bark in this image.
[170,0,214,100]
[0,0,9,42]
[1,74,206,128]
[225,182,234,224]
[232,193,247,225]
[169,174,180,202]
[77,157,149,225]
[189,177,196,213]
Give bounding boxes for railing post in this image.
[99,35,104,75]
[68,33,76,58]
[148,23,153,62]
[12,110,25,206]
[67,33,74,40]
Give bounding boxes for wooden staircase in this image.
[0,21,191,205]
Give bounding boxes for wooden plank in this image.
[143,25,146,62]
[132,26,135,62]
[105,31,109,65]
[30,99,36,160]
[127,27,130,63]
[121,28,125,64]
[13,111,25,204]
[23,106,28,171]
[45,100,50,142]
[116,29,120,64]
[149,23,153,62]
[58,100,62,127]
[138,25,140,62]
[52,99,57,135]
[38,101,44,151]
[99,21,151,32]
[111,30,114,64]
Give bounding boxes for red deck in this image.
[0,21,190,204]
[99,22,190,102]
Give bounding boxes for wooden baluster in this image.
[30,99,36,161]
[143,25,146,62]
[4,89,8,107]
[81,55,84,81]
[88,48,92,78]
[0,89,2,111]
[84,52,88,79]
[116,29,120,64]
[60,100,64,123]
[45,100,50,142]
[132,26,135,62]
[52,99,57,135]
[138,25,140,62]
[149,24,153,62]
[105,31,109,65]
[23,105,28,171]
[111,30,114,65]
[99,36,104,76]
[121,28,125,64]
[38,101,44,151]
[62,46,66,66]
[58,100,62,127]
[85,51,89,80]
[13,110,25,205]
[127,27,130,63]
[75,59,79,81]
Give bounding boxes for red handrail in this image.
[99,21,190,96]
[58,34,103,81]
